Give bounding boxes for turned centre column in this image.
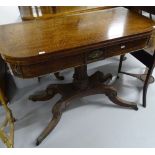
[73,65,89,90]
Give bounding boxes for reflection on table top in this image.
[18,6,114,20]
[0,7,154,60]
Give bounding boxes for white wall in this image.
[0,6,21,25]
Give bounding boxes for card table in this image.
[0,7,154,145]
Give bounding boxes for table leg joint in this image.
[30,67,138,145]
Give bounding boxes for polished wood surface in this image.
[11,37,148,78]
[0,7,154,60]
[0,6,154,146]
[18,6,114,80]
[0,7,154,78]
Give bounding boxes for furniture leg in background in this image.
[0,88,14,148]
[118,51,155,107]
[0,56,8,103]
[122,7,155,84]
[29,65,138,145]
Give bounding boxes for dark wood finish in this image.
[18,7,64,81]
[118,52,154,83]
[123,6,155,83]
[118,50,155,107]
[0,7,154,145]
[122,7,155,70]
[117,55,125,78]
[143,51,155,107]
[30,65,138,146]
[0,7,153,78]
[18,6,115,80]
[118,6,155,107]
[126,6,155,15]
[2,36,148,79]
[0,56,8,103]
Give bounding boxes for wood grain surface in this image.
[0,7,154,60]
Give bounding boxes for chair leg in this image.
[0,89,14,148]
[143,51,155,107]
[143,68,153,107]
[117,55,125,78]
[149,13,152,20]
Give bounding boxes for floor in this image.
[0,7,155,148]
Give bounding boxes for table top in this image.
[0,7,154,60]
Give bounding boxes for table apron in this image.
[8,36,149,78]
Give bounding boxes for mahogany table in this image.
[18,6,115,81]
[0,7,154,145]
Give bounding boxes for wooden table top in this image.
[0,7,154,60]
